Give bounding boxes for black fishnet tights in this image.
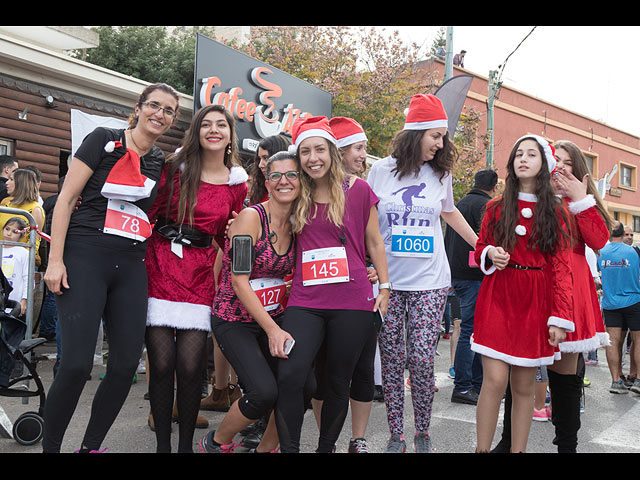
[145,326,207,453]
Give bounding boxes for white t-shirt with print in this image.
[367,155,455,291]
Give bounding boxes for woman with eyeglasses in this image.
[199,151,299,453]
[144,104,247,453]
[43,83,180,453]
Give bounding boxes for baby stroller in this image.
[0,269,46,446]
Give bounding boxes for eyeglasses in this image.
[140,101,177,119]
[267,171,300,183]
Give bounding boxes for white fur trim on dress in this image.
[559,331,611,353]
[228,166,249,186]
[146,297,211,331]
[518,192,537,202]
[480,245,497,275]
[547,316,575,333]
[568,194,596,215]
[470,336,557,367]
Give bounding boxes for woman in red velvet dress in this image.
[547,140,612,452]
[144,104,247,453]
[472,135,574,453]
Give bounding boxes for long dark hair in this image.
[553,140,613,232]
[390,129,457,182]
[249,134,291,205]
[487,136,571,254]
[163,104,240,225]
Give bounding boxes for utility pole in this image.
[444,26,454,82]
[485,26,537,170]
[486,69,500,169]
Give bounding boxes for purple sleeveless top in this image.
[213,204,295,323]
[287,177,379,311]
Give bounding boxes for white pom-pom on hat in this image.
[104,141,116,153]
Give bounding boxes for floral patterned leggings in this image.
[378,288,448,437]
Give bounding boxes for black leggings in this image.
[275,307,376,453]
[212,317,280,421]
[145,326,207,453]
[42,239,148,453]
[314,323,377,402]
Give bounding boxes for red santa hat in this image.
[515,135,557,173]
[403,94,448,131]
[288,116,337,154]
[101,141,156,201]
[328,117,368,148]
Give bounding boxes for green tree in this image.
[241,26,426,158]
[71,26,217,94]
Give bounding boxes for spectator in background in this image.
[0,168,45,268]
[622,224,637,383]
[0,155,19,202]
[598,221,640,394]
[453,50,466,68]
[623,225,634,246]
[444,169,498,405]
[23,165,43,205]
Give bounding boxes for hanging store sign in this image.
[194,34,332,153]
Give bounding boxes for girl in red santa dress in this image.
[471,135,574,453]
[546,140,612,451]
[492,139,613,453]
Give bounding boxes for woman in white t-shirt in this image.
[367,94,477,453]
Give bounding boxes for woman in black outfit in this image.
[42,83,180,453]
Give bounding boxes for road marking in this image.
[591,399,640,450]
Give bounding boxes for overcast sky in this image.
[382,26,640,138]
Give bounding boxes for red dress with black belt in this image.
[471,193,574,366]
[560,194,610,352]
[145,164,247,331]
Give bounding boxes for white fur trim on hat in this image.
[403,119,449,131]
[336,132,368,148]
[292,129,337,152]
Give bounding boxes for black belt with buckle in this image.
[506,263,543,271]
[154,217,213,248]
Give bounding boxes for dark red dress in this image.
[145,164,247,331]
[560,194,610,352]
[471,193,574,366]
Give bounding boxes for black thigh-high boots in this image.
[547,368,582,453]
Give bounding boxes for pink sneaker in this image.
[533,407,549,422]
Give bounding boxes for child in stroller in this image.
[0,219,46,446]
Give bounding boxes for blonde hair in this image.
[292,140,346,234]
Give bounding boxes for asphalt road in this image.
[1,335,639,454]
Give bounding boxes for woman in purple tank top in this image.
[199,151,299,453]
[274,116,390,453]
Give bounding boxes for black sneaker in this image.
[451,389,479,405]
